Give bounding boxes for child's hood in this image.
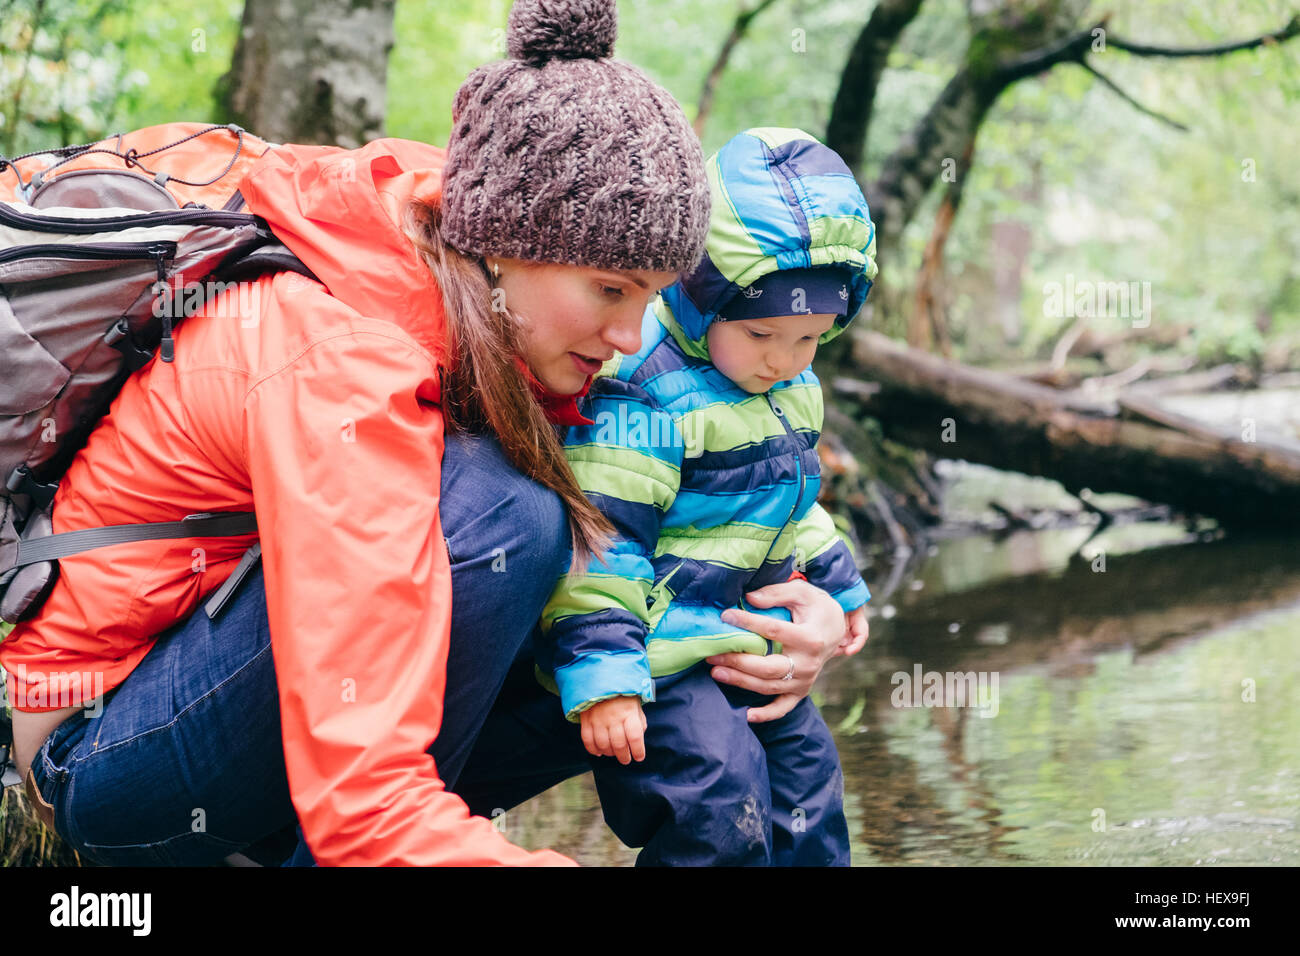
[658,127,877,362]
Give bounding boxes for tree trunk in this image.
[823,0,925,177]
[867,12,1083,264]
[841,330,1300,529]
[868,66,1001,265]
[215,0,396,148]
[909,139,973,354]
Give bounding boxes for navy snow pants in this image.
[588,662,852,867]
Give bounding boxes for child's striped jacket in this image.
[538,128,877,721]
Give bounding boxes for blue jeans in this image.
[28,430,587,865]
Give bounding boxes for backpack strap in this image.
[212,240,319,285]
[11,511,257,568]
[214,192,320,285]
[203,542,263,620]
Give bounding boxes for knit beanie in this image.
[440,0,710,275]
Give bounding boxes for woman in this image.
[6,0,855,865]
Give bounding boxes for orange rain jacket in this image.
[0,135,575,866]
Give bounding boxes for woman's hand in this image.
[706,579,849,724]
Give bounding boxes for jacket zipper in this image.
[740,392,806,613]
[0,201,253,233]
[0,240,179,361]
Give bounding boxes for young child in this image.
[537,127,875,866]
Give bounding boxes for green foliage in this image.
[112,0,244,129]
[1192,320,1267,365]
[386,0,511,148]
[1,0,135,153]
[0,0,244,153]
[835,693,865,733]
[1,0,1296,364]
[935,0,1300,362]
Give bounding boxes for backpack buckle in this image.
[5,466,58,514]
[104,318,156,372]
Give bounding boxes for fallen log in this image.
[838,330,1300,529]
[1018,352,1207,391]
[1260,371,1300,390]
[1122,362,1251,397]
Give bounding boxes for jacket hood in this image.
[658,127,877,362]
[239,137,451,362]
[237,137,593,424]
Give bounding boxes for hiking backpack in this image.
[0,122,315,627]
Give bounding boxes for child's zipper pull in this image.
[151,243,175,362]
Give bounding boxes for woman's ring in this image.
[780,655,796,681]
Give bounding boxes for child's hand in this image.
[580,696,647,765]
[836,606,870,657]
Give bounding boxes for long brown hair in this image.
[402,196,612,571]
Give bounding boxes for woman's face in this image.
[493,259,680,395]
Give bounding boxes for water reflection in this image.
[504,521,1300,866]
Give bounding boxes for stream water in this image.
[3,448,1295,868]
[501,463,1300,866]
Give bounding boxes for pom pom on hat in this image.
[441,0,710,274]
[507,0,617,64]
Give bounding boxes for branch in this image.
[995,11,1300,136]
[1079,355,1155,393]
[1106,13,1300,57]
[994,24,1099,84]
[1050,317,1090,374]
[1080,60,1188,130]
[693,0,784,138]
[997,13,1300,81]
[866,12,1300,259]
[867,480,912,557]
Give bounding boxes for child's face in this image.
[706,312,838,393]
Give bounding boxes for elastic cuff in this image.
[555,650,656,723]
[831,579,871,613]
